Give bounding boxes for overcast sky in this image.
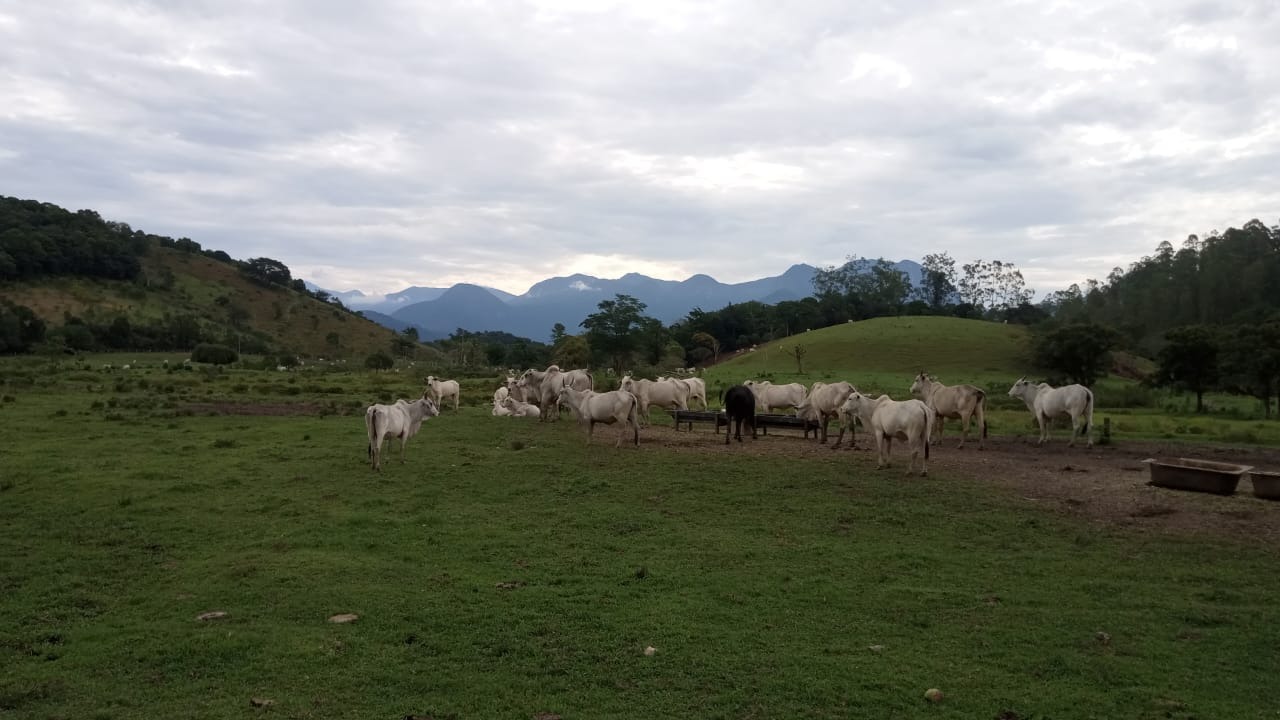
[2,1,1278,299]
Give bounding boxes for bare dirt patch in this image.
[640,425,1280,542]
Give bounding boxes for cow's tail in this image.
[366,407,380,460]
[922,405,931,459]
[629,393,640,445]
[1084,387,1095,438]
[977,389,989,438]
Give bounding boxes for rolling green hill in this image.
[701,316,1035,396]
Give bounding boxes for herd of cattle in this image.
[365,364,1098,474]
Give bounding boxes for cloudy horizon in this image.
[2,1,1277,299]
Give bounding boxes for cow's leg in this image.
[1068,413,1079,447]
[1036,414,1048,445]
[587,420,595,445]
[957,411,969,449]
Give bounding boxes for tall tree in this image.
[242,257,293,286]
[914,252,957,310]
[580,294,649,373]
[959,259,1034,313]
[1219,321,1280,418]
[691,331,721,364]
[552,334,592,369]
[1154,325,1219,413]
[1032,322,1121,386]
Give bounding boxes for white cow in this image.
[909,372,988,449]
[500,396,542,418]
[1008,378,1095,447]
[797,380,857,445]
[505,375,528,403]
[658,376,708,411]
[620,375,689,426]
[557,386,641,447]
[839,392,933,476]
[492,380,512,415]
[519,365,593,421]
[365,395,440,471]
[743,380,807,414]
[423,375,461,412]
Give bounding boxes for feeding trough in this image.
[1248,470,1280,500]
[1144,457,1251,496]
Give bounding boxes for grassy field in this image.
[691,316,1280,446]
[2,356,1280,718]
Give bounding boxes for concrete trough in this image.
[1247,470,1280,501]
[1144,457,1252,496]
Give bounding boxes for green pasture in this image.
[689,316,1280,446]
[2,356,1280,718]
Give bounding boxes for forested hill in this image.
[1042,219,1280,349]
[0,195,402,358]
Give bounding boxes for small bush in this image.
[1221,429,1260,444]
[191,343,239,365]
[1,395,14,403]
[212,439,237,449]
[365,351,394,370]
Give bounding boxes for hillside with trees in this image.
[0,196,407,360]
[5,195,1278,414]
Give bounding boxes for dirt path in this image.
[653,425,1280,543]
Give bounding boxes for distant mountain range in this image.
[309,260,923,343]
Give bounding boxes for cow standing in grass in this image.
[556,386,640,447]
[620,375,689,426]
[365,395,440,471]
[722,385,757,445]
[839,391,933,476]
[743,379,806,414]
[658,376,708,411]
[1008,378,1095,447]
[424,376,461,412]
[797,380,857,445]
[909,372,988,449]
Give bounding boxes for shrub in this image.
[191,343,238,365]
[365,351,394,370]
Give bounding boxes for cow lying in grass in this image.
[557,386,640,447]
[500,396,542,418]
[839,391,933,476]
[365,395,440,471]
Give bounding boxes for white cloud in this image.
[1,0,1278,299]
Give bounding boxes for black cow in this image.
[722,385,757,445]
